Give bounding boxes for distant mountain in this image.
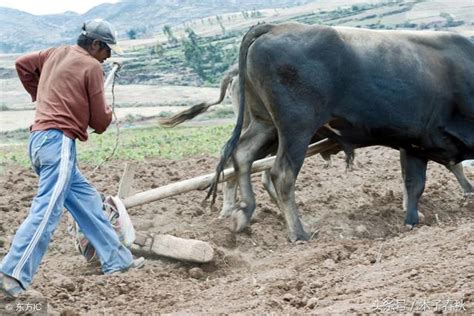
[0,0,312,53]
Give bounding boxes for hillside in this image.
[85,0,474,87]
[1,0,473,114]
[0,0,313,53]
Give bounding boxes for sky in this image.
[0,0,120,15]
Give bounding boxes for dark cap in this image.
[81,19,123,55]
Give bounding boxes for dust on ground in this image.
[0,146,472,314]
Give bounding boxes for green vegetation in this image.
[163,25,178,44]
[127,29,137,39]
[0,124,234,168]
[120,1,444,87]
[118,26,241,86]
[241,10,263,19]
[181,28,238,84]
[129,1,440,87]
[439,12,464,28]
[0,103,10,111]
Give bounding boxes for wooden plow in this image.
[109,138,338,263]
[120,138,337,208]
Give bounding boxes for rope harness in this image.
[90,62,122,176]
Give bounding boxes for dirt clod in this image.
[188,267,204,279]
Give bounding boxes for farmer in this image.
[0,19,144,299]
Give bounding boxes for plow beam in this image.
[122,138,338,209]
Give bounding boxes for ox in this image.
[207,22,474,241]
[160,65,340,217]
[161,61,473,229]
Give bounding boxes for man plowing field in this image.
[0,19,144,299]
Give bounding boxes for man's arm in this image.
[87,65,113,133]
[15,48,55,102]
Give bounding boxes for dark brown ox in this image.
[159,65,340,217]
[161,62,473,232]
[208,22,474,241]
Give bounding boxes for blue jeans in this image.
[0,129,133,288]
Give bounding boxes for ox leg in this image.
[220,172,238,218]
[400,150,428,226]
[232,120,276,232]
[271,134,315,242]
[446,163,473,195]
[261,170,278,204]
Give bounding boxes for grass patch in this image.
[0,103,11,111]
[0,124,234,168]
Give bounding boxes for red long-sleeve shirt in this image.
[15,45,112,141]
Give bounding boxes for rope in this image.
[90,66,121,176]
[68,65,122,250]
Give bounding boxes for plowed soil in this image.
[0,146,473,314]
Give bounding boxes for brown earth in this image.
[0,146,473,314]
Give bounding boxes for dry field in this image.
[0,146,472,314]
[1,1,473,314]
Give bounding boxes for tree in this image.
[182,28,205,78]
[216,15,226,34]
[440,12,453,24]
[127,29,137,40]
[181,27,235,84]
[162,25,178,44]
[150,42,164,57]
[250,10,262,18]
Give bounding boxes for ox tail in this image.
[207,23,274,204]
[158,64,239,127]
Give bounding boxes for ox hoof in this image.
[405,210,424,228]
[218,208,233,219]
[231,210,249,233]
[288,230,310,243]
[219,202,241,219]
